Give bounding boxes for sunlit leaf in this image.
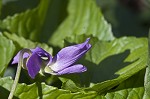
[0,0,50,41]
[4,32,52,54]
[0,33,15,76]
[143,31,150,99]
[49,0,114,47]
[0,77,104,99]
[105,69,145,99]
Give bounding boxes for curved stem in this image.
[8,49,32,99]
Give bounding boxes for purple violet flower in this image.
[44,38,91,75]
[12,38,91,79]
[12,47,52,79]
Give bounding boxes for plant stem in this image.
[8,49,32,99]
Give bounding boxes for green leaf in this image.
[4,32,53,54]
[85,36,147,93]
[49,0,114,47]
[62,35,147,94]
[143,32,150,99]
[0,33,15,76]
[105,69,145,99]
[61,79,82,93]
[0,77,104,99]
[0,0,50,41]
[0,70,145,99]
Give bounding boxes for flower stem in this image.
[8,49,32,99]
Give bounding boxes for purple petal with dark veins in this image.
[50,38,91,72]
[26,52,42,79]
[56,64,87,75]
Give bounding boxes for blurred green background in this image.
[1,0,150,41]
[97,0,150,37]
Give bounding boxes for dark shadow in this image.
[36,81,42,99]
[59,50,133,88]
[19,69,36,84]
[79,50,133,87]
[0,86,19,99]
[40,0,68,43]
[91,50,131,82]
[1,0,40,19]
[108,68,145,93]
[113,1,149,37]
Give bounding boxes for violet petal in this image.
[50,38,91,72]
[12,47,52,79]
[12,47,52,65]
[33,47,52,64]
[26,52,42,79]
[12,52,30,64]
[56,64,87,75]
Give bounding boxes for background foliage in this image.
[0,0,150,99]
